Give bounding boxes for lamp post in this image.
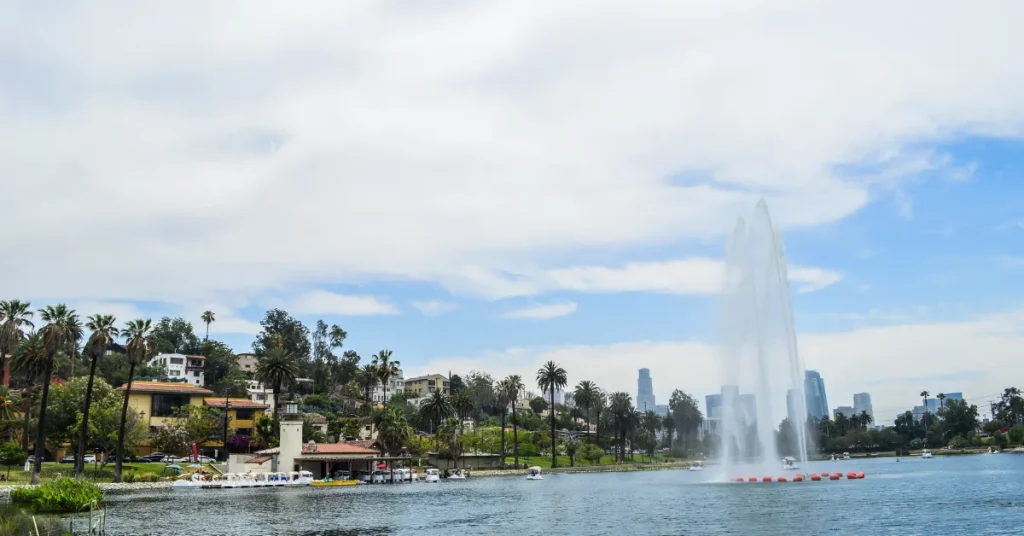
[223,397,232,462]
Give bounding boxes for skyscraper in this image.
[786,388,801,423]
[853,392,874,421]
[804,370,829,420]
[637,368,656,411]
[706,394,722,420]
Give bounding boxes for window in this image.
[235,428,252,436]
[169,370,180,377]
[193,370,200,377]
[152,394,190,417]
[235,409,255,420]
[170,357,184,365]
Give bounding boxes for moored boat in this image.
[423,468,441,483]
[688,461,704,472]
[782,457,800,471]
[526,466,543,480]
[921,449,933,459]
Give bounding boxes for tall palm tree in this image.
[609,392,633,462]
[75,314,118,478]
[937,393,946,414]
[0,300,34,387]
[536,361,568,468]
[573,380,598,440]
[859,410,873,429]
[504,374,525,467]
[495,378,513,462]
[254,347,300,414]
[451,389,475,429]
[33,304,81,484]
[920,390,930,433]
[418,390,453,449]
[115,318,154,483]
[371,350,400,408]
[11,332,46,452]
[201,311,215,341]
[662,413,676,452]
[357,363,378,408]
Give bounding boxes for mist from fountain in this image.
[717,199,810,479]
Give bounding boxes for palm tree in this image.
[255,347,299,414]
[201,311,215,341]
[375,407,411,457]
[0,300,34,387]
[859,410,873,429]
[608,392,633,462]
[357,363,378,409]
[920,390,930,433]
[662,413,676,452]
[11,332,46,452]
[451,389,475,428]
[75,314,118,478]
[116,318,154,483]
[573,380,598,440]
[937,393,946,414]
[418,390,453,449]
[594,390,607,445]
[33,304,81,484]
[504,374,525,467]
[536,361,568,468]
[495,378,513,462]
[371,350,400,408]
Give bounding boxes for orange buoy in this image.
[829,473,840,480]
[857,472,865,479]
[810,474,821,481]
[792,474,803,482]
[748,476,757,482]
[777,476,787,482]
[846,472,856,479]
[762,476,772,482]
[733,477,744,482]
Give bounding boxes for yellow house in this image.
[202,397,268,442]
[118,380,215,428]
[404,374,450,397]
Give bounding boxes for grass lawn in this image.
[0,462,195,485]
[502,453,688,469]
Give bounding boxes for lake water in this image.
[103,455,1024,535]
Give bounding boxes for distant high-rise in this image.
[853,392,874,421]
[706,394,722,419]
[786,389,801,423]
[833,405,856,419]
[804,370,829,420]
[739,394,757,425]
[637,368,656,411]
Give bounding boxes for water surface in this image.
[104,455,1024,535]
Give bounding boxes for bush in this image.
[10,478,103,513]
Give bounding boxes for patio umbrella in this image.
[188,464,203,469]
[165,464,182,469]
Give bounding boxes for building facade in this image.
[804,370,829,420]
[149,353,206,386]
[370,369,404,404]
[118,381,215,430]
[203,397,268,439]
[637,368,656,412]
[853,392,874,421]
[706,394,722,420]
[404,374,450,397]
[236,353,258,373]
[833,405,856,419]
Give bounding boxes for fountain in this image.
[717,199,810,480]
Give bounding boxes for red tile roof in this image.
[303,443,379,455]
[308,416,327,424]
[203,398,267,409]
[118,381,214,395]
[246,455,272,464]
[185,355,206,360]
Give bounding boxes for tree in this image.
[535,361,567,468]
[504,375,525,467]
[150,317,201,354]
[254,347,300,413]
[0,441,26,479]
[357,364,378,408]
[11,333,46,451]
[75,314,118,478]
[495,378,515,460]
[462,371,496,419]
[451,390,475,427]
[0,300,34,387]
[936,393,946,413]
[76,381,147,464]
[573,380,598,439]
[920,391,930,433]
[529,397,548,415]
[941,399,979,440]
[564,435,580,467]
[371,350,400,408]
[376,407,411,456]
[608,392,634,462]
[32,304,81,484]
[116,318,154,483]
[419,390,454,446]
[252,309,310,359]
[662,413,676,452]
[669,390,703,454]
[201,311,215,341]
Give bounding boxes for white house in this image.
[370,369,404,405]
[247,379,274,413]
[149,353,205,386]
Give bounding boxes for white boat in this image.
[688,461,704,472]
[842,452,851,460]
[526,466,543,480]
[423,468,440,483]
[921,449,933,459]
[172,472,208,489]
[393,468,413,483]
[174,471,312,490]
[782,457,800,471]
[447,469,467,480]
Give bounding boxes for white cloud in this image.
[411,309,1024,425]
[411,300,460,317]
[502,302,578,320]
[279,291,399,316]
[1,1,1017,305]
[443,259,841,299]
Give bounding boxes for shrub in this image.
[10,478,102,513]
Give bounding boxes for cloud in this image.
[279,291,399,316]
[1,1,1017,306]
[411,300,460,317]
[502,302,578,320]
[410,309,1024,425]
[444,259,841,299]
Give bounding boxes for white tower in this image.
[276,403,303,473]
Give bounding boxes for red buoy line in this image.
[730,471,865,483]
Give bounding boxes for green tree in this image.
[920,390,930,433]
[536,361,568,468]
[376,407,411,456]
[462,371,496,419]
[254,347,300,413]
[529,397,548,415]
[357,363,378,408]
[573,380,598,439]
[75,314,118,478]
[608,392,634,462]
[11,333,46,451]
[504,374,525,466]
[252,309,310,359]
[940,399,979,440]
[451,390,475,428]
[669,390,703,454]
[201,311,215,341]
[150,317,201,354]
[372,350,400,409]
[33,305,82,484]
[495,378,513,460]
[254,415,279,449]
[1009,424,1024,446]
[116,318,154,483]
[0,441,27,479]
[419,390,454,447]
[78,382,147,463]
[0,300,34,388]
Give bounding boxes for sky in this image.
[2,1,1023,425]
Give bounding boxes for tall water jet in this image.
[718,199,810,479]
